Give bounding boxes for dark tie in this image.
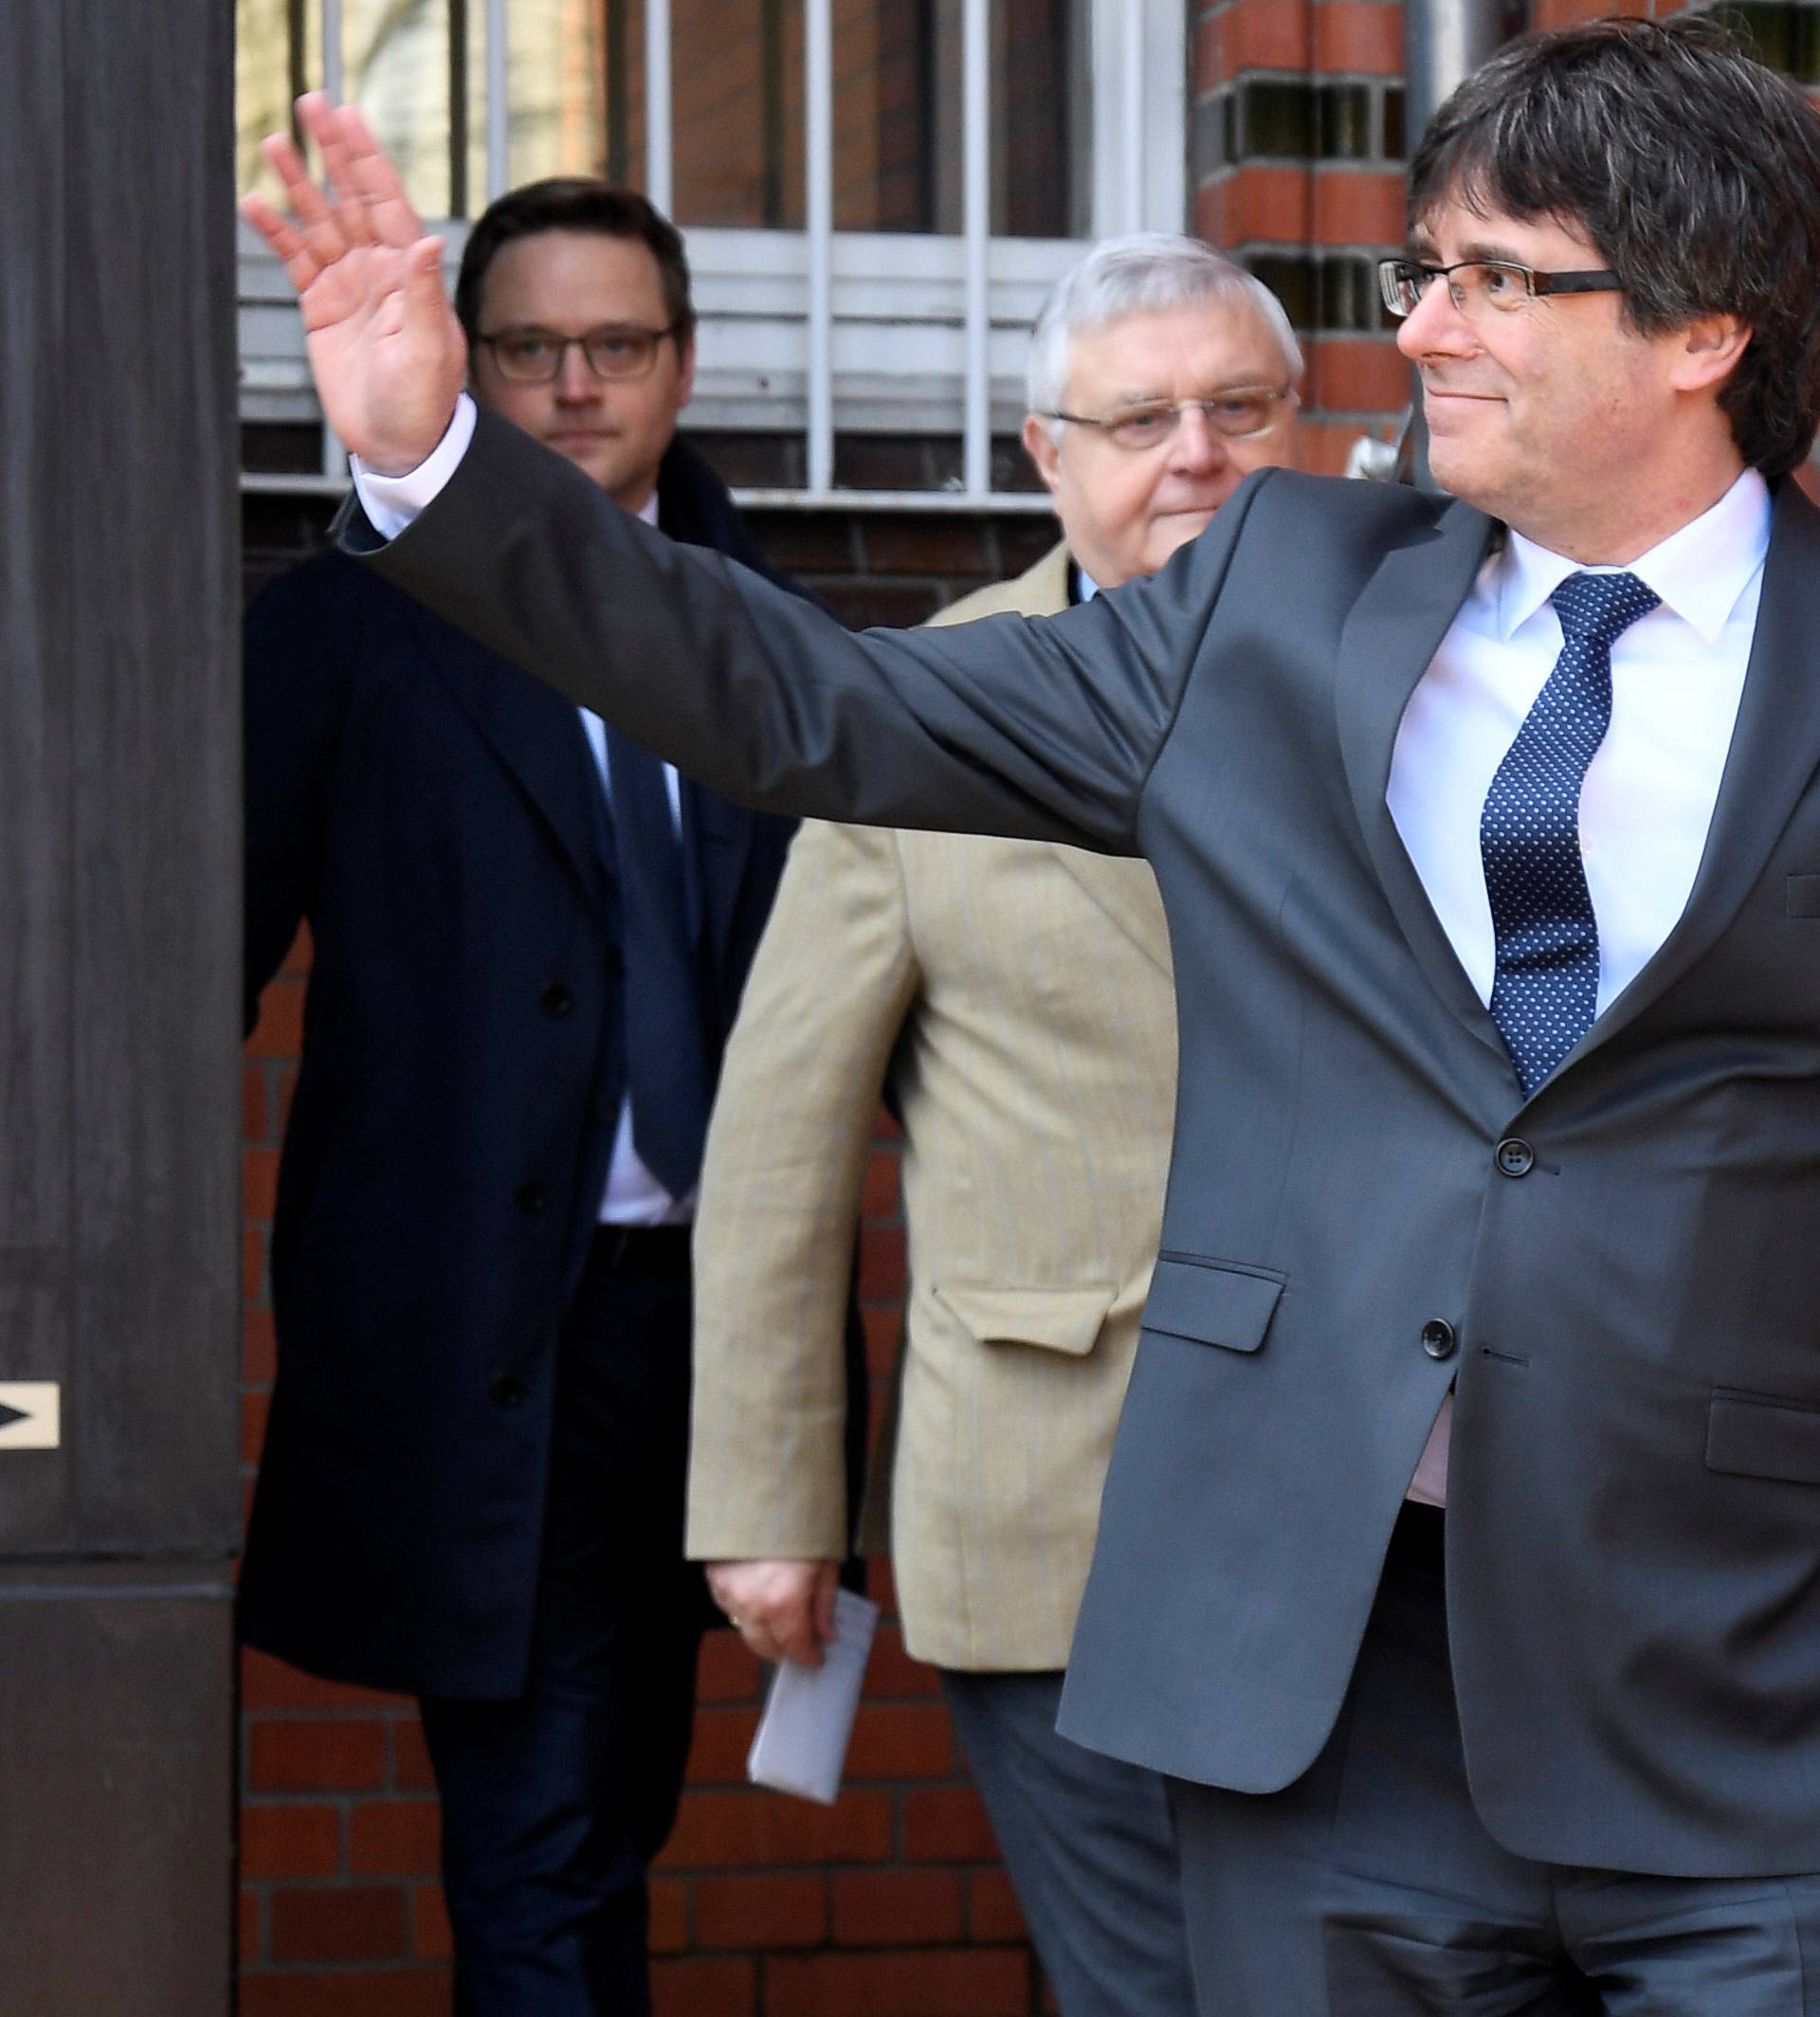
[1480,570,1660,1098]
[605,726,711,1197]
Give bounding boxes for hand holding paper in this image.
[707,1557,841,1667]
[746,1589,881,1806]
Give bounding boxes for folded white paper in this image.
[745,1589,881,1805]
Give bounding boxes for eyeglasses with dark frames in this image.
[1042,386,1299,451]
[476,321,682,383]
[1377,258,1623,321]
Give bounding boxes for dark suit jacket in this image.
[351,409,1820,1875]
[241,437,804,1698]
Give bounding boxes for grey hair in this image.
[1026,232,1302,423]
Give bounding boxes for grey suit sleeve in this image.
[343,408,1267,856]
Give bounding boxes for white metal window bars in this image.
[242,0,1186,513]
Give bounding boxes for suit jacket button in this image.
[514,1179,548,1213]
[1420,1319,1457,1361]
[1495,1137,1535,1177]
[539,980,573,1017]
[489,1374,526,1409]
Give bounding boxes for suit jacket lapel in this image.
[1334,496,1504,1058]
[1553,477,1820,1077]
[410,605,610,918]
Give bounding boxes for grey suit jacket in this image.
[351,409,1820,1878]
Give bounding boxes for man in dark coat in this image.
[240,178,825,2017]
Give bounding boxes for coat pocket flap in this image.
[1706,1393,1820,1486]
[932,1281,1118,1357]
[1143,1257,1285,1354]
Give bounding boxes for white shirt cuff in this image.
[350,392,479,541]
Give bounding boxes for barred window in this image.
[238,0,1186,505]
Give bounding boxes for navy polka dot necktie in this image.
[1480,570,1660,1098]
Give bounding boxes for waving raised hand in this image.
[242,95,468,476]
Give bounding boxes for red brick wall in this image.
[1192,0,1411,473]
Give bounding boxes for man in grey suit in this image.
[250,16,1820,2010]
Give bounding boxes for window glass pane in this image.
[237,0,623,218]
[237,0,464,213]
[236,0,301,202]
[992,0,1090,238]
[488,0,617,195]
[236,0,1090,233]
[666,0,1089,235]
[670,0,802,227]
[352,0,458,216]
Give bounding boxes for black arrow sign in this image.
[0,1402,27,1432]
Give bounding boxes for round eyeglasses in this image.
[1377,258,1623,321]
[476,321,682,384]
[1041,387,1298,451]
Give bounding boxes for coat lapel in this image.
[1552,478,1820,1078]
[399,435,787,940]
[411,605,611,918]
[1334,496,1504,1057]
[684,776,755,958]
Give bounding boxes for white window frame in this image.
[239,0,1187,510]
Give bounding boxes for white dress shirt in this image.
[1389,466,1772,1502]
[358,412,694,1226]
[352,392,481,539]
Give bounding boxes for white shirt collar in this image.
[636,488,661,529]
[1076,562,1102,605]
[1495,466,1771,648]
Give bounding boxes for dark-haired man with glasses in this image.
[239,176,822,2017]
[458,184,693,513]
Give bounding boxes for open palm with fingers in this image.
[241,94,468,476]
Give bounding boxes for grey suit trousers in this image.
[1170,1507,1820,2016]
[940,1670,1195,2017]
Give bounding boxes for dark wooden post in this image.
[0,0,240,2008]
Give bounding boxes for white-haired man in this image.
[689,236,1300,2016]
